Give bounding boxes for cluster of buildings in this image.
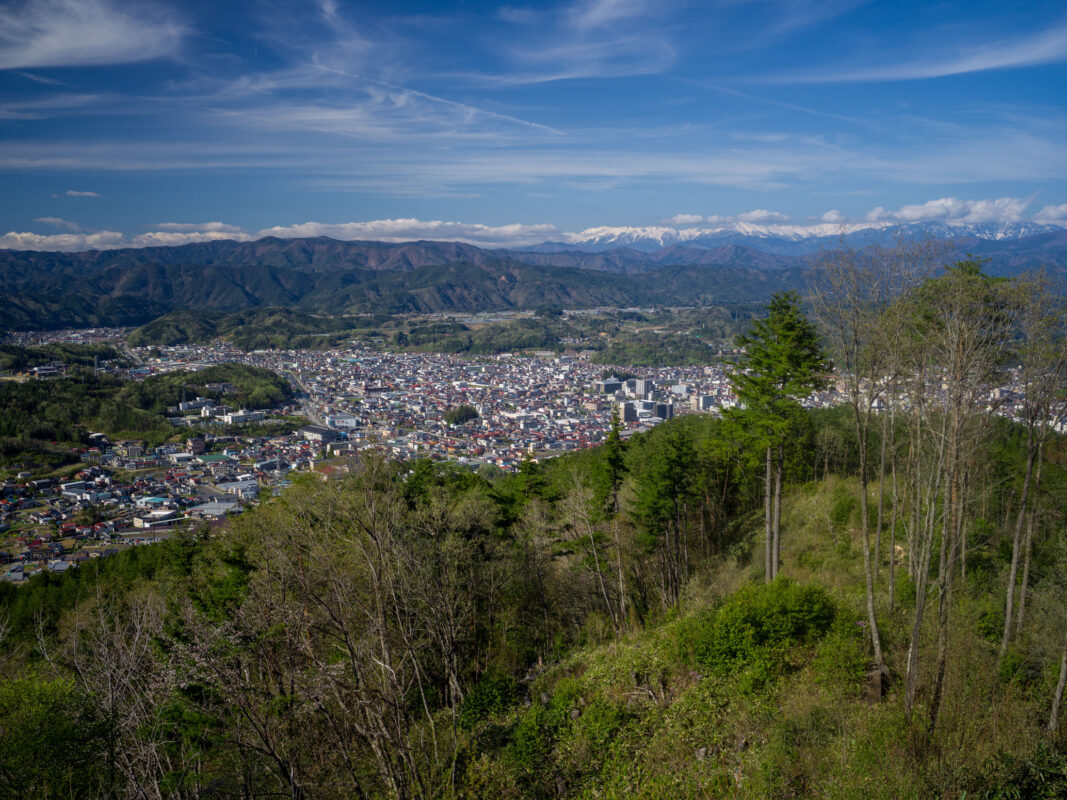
[166,393,269,427]
[133,343,773,470]
[6,323,1061,585]
[0,427,359,581]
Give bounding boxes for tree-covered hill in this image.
[0,250,810,331]
[0,343,124,373]
[127,308,391,350]
[11,231,1065,331]
[2,407,1065,798]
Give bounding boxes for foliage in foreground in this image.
[0,405,1065,797]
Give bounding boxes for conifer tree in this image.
[728,291,829,581]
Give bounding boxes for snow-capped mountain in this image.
[525,220,1066,256]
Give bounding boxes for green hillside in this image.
[2,408,1065,798]
[2,261,1066,798]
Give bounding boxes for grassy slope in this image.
[458,476,1063,799]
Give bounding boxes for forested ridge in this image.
[5,232,1063,332]
[3,251,1067,798]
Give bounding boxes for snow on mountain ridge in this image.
[567,221,893,242]
[552,220,1066,252]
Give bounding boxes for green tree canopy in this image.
[729,290,830,427]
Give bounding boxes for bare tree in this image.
[811,238,939,687]
[999,272,1067,660]
[46,589,178,800]
[560,472,619,629]
[811,244,894,683]
[896,260,1016,725]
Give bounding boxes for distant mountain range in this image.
[536,220,1067,255]
[2,223,1066,331]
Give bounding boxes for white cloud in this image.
[6,203,1064,255]
[151,222,246,234]
[254,219,562,248]
[131,230,252,247]
[668,213,705,225]
[2,218,566,252]
[34,216,81,230]
[0,0,185,70]
[866,196,1030,224]
[738,208,789,223]
[0,230,125,251]
[1034,204,1067,224]
[59,189,101,198]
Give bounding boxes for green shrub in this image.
[970,743,1067,799]
[504,704,559,798]
[681,579,836,682]
[829,490,858,530]
[812,615,868,696]
[460,667,521,728]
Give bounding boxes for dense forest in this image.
[3,250,1067,797]
[128,309,392,351]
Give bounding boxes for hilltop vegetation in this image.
[5,233,1066,332]
[0,343,124,373]
[2,406,1066,798]
[127,308,392,350]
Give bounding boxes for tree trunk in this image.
[905,405,947,716]
[855,411,886,684]
[773,446,783,579]
[930,457,964,731]
[765,446,773,583]
[1050,628,1067,733]
[889,396,899,612]
[1000,437,1037,663]
[1016,451,1042,636]
[613,519,627,632]
[589,525,617,629]
[875,409,888,577]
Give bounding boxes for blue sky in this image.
[1,0,1066,249]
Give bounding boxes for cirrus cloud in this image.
[34,216,81,230]
[0,0,186,70]
[150,222,246,234]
